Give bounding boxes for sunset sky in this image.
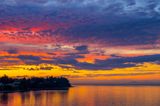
[0,0,160,84]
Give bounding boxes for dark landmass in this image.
[0,75,71,92]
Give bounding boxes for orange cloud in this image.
[76,54,110,63]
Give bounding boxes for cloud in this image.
[85,72,159,77]
[0,0,160,47]
[7,49,18,54]
[72,54,160,70]
[18,55,41,61]
[0,0,160,71]
[75,45,88,51]
[0,0,160,46]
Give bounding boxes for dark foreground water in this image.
[0,86,160,106]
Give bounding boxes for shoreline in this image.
[0,87,71,93]
[72,84,160,87]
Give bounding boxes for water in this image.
[0,86,160,106]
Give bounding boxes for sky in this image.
[0,0,160,84]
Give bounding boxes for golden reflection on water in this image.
[0,86,160,106]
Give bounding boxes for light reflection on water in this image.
[0,86,160,106]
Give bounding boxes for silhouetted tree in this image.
[0,75,71,92]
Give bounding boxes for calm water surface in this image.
[0,86,160,106]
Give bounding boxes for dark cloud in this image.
[75,45,89,54]
[64,18,160,46]
[50,54,159,70]
[85,72,158,77]
[0,0,160,70]
[75,45,88,51]
[7,49,18,54]
[1,52,160,70]
[75,54,160,70]
[0,0,159,46]
[40,54,160,70]
[18,55,41,61]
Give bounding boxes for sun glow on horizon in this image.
[0,63,159,84]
